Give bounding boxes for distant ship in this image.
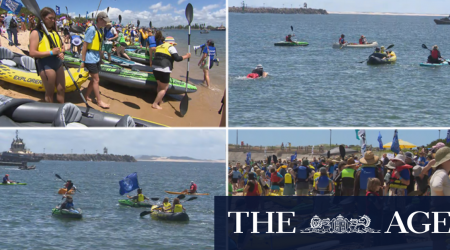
[213,24,226,31]
[1,130,43,162]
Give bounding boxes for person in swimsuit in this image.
[29,7,66,103]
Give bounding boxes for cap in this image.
[191,181,194,184]
[207,39,214,44]
[96,12,111,23]
[256,64,263,69]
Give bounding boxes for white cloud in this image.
[177,0,186,5]
[149,2,172,12]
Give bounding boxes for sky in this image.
[230,0,450,15]
[0,129,226,160]
[229,129,450,147]
[18,0,226,27]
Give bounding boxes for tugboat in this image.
[434,16,450,25]
[1,130,43,162]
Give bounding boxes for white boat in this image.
[332,41,378,49]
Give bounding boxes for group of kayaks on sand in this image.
[0,4,220,113]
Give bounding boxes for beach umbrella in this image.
[383,139,417,149]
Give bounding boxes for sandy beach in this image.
[0,31,225,127]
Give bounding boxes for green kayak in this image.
[0,182,26,185]
[51,208,83,219]
[118,199,153,207]
[63,52,112,68]
[274,41,309,46]
[125,51,154,64]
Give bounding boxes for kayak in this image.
[58,188,75,195]
[0,94,166,127]
[274,41,308,46]
[125,51,153,64]
[104,53,145,68]
[367,52,397,65]
[0,182,26,185]
[420,59,450,67]
[332,41,378,49]
[165,191,209,195]
[63,52,118,68]
[51,208,83,219]
[118,199,152,207]
[0,49,89,92]
[150,205,189,221]
[99,64,197,95]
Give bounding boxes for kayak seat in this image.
[52,103,87,127]
[1,59,16,67]
[115,115,136,127]
[20,56,37,73]
[0,47,14,60]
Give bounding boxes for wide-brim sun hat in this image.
[72,37,82,46]
[344,158,356,168]
[359,151,379,165]
[256,64,263,69]
[390,154,405,164]
[386,161,396,170]
[165,36,177,45]
[433,147,450,169]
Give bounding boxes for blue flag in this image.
[246,152,251,165]
[0,0,22,15]
[391,130,400,154]
[55,5,60,15]
[377,132,383,150]
[86,11,88,19]
[291,151,297,162]
[447,130,450,143]
[119,172,140,195]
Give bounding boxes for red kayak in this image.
[247,73,259,79]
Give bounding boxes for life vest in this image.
[359,38,363,44]
[140,29,148,40]
[431,50,439,59]
[35,29,62,56]
[190,183,197,192]
[137,194,144,202]
[104,27,115,40]
[297,166,308,181]
[366,191,379,196]
[270,172,281,185]
[173,204,183,213]
[153,42,175,70]
[118,33,126,43]
[339,37,345,44]
[246,182,260,196]
[163,202,171,209]
[86,25,103,51]
[317,176,330,194]
[285,35,290,42]
[341,168,355,178]
[285,173,292,184]
[359,166,376,189]
[247,73,259,79]
[147,35,156,48]
[389,165,412,189]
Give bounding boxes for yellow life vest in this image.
[37,30,62,56]
[173,204,183,213]
[140,29,148,40]
[163,202,171,209]
[86,26,103,51]
[155,42,173,57]
[285,173,292,184]
[137,194,144,202]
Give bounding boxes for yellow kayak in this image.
[165,191,209,196]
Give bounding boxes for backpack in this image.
[10,17,17,28]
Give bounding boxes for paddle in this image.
[55,174,80,193]
[22,0,94,113]
[179,3,193,117]
[139,197,196,217]
[107,7,110,14]
[137,20,140,28]
[358,44,394,63]
[422,44,446,62]
[149,21,152,28]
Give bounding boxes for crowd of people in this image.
[228,143,450,197]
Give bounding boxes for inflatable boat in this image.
[0,48,89,92]
[118,199,153,207]
[332,42,378,49]
[367,51,397,65]
[52,208,83,219]
[98,64,197,95]
[0,95,166,127]
[125,51,152,64]
[150,205,189,221]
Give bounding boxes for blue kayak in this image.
[420,59,450,67]
[104,52,144,68]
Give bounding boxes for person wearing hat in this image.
[70,33,83,54]
[198,39,217,88]
[2,174,15,184]
[101,22,118,62]
[247,64,268,79]
[81,11,111,109]
[181,181,198,194]
[314,167,333,196]
[294,159,313,196]
[59,195,75,210]
[429,147,450,196]
[339,34,346,45]
[428,45,443,64]
[387,154,412,196]
[359,35,367,45]
[152,36,191,110]
[29,7,66,104]
[127,188,149,202]
[336,158,357,196]
[4,11,19,46]
[354,151,384,196]
[130,26,137,42]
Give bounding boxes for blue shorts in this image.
[37,56,63,73]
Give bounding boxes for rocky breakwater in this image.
[42,154,136,162]
[229,7,328,14]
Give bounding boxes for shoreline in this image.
[329,12,446,17]
[137,159,225,163]
[0,31,224,127]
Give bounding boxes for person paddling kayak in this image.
[182,181,197,194]
[359,35,367,44]
[286,34,294,42]
[339,34,346,45]
[64,180,75,193]
[247,64,268,79]
[171,198,186,213]
[2,174,15,184]
[428,45,444,64]
[59,195,75,210]
[127,188,149,202]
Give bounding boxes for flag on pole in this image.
[0,0,23,15]
[119,172,140,195]
[246,152,251,165]
[377,132,383,150]
[355,129,360,140]
[391,130,400,154]
[86,11,88,19]
[56,5,60,15]
[311,145,314,155]
[291,151,297,162]
[359,129,366,155]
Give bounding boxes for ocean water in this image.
[0,161,224,249]
[228,13,450,127]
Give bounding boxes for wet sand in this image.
[0,31,225,127]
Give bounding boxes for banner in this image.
[119,172,140,195]
[358,129,366,155]
[0,0,22,15]
[56,5,60,15]
[391,129,400,154]
[245,152,251,165]
[290,151,297,162]
[355,129,360,140]
[86,11,88,19]
[377,131,383,150]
